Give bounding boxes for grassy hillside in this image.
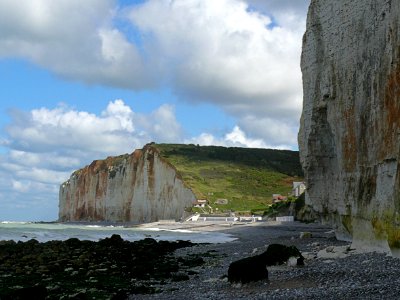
[155,144,303,215]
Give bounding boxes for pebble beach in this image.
[133,221,400,300]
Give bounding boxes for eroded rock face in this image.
[59,144,196,223]
[299,0,400,254]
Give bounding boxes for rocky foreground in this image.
[0,234,204,299]
[133,222,400,300]
[2,222,400,299]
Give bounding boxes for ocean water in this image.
[0,222,236,244]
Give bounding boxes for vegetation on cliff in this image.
[154,143,303,215]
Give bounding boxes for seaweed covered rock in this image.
[228,244,304,283]
[2,286,48,300]
[0,235,202,299]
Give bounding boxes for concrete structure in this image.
[276,216,294,222]
[292,182,306,197]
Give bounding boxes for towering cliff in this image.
[299,0,400,254]
[59,144,196,223]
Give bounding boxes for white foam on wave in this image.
[139,227,162,232]
[163,229,194,233]
[138,227,194,234]
[1,221,31,224]
[0,222,237,243]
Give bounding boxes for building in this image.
[292,182,306,197]
[194,199,207,208]
[272,194,287,203]
[215,199,229,205]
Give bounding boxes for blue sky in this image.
[0,0,310,221]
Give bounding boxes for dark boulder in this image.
[227,244,304,283]
[264,244,304,266]
[228,253,268,283]
[8,285,47,300]
[98,234,125,246]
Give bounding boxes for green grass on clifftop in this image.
[155,144,303,215]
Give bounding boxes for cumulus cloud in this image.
[135,104,183,142]
[5,99,184,157]
[126,0,306,147]
[186,125,291,149]
[0,0,308,149]
[0,0,151,89]
[128,0,304,116]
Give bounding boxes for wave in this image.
[139,227,194,233]
[1,221,31,224]
[0,222,237,243]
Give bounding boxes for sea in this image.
[0,221,237,244]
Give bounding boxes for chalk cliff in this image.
[59,144,196,223]
[299,0,400,254]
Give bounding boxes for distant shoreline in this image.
[0,220,239,244]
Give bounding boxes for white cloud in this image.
[0,0,308,148]
[135,104,183,142]
[0,0,151,89]
[5,99,184,156]
[12,180,29,193]
[129,0,304,114]
[186,125,292,150]
[225,126,268,148]
[127,0,307,146]
[238,115,299,148]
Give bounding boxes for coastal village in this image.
[189,181,306,222]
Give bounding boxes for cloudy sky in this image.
[0,0,310,221]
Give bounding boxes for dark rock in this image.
[0,240,16,246]
[9,285,47,300]
[171,271,190,282]
[264,244,304,266]
[129,284,157,295]
[98,234,124,246]
[178,255,205,267]
[227,244,304,283]
[0,236,199,299]
[65,238,81,247]
[228,253,268,283]
[111,290,129,300]
[26,239,39,245]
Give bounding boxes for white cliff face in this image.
[59,145,196,223]
[299,0,400,254]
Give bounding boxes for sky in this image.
[0,0,310,221]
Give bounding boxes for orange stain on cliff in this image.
[383,64,400,159]
[342,106,357,172]
[60,144,195,222]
